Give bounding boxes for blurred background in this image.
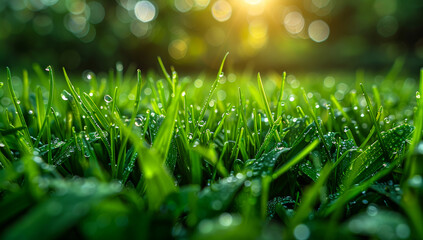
[0,0,422,74]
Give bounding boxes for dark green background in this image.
[0,0,422,73]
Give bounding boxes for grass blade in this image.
[6,67,32,147]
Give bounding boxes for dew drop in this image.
[61,94,69,101]
[104,95,113,103]
[135,118,143,127]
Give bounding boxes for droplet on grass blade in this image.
[60,94,68,101]
[104,95,113,103]
[135,118,143,127]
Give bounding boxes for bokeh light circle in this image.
[308,20,330,42]
[284,11,305,34]
[175,0,194,13]
[212,0,232,22]
[169,39,188,60]
[377,16,398,38]
[134,1,156,23]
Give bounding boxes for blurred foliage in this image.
[0,0,422,72]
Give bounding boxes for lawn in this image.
[0,54,422,239]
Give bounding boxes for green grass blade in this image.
[272,139,320,180]
[35,66,54,148]
[257,72,274,126]
[152,86,182,164]
[360,83,389,159]
[157,56,174,93]
[276,71,286,119]
[197,52,229,124]
[302,88,330,159]
[6,67,32,147]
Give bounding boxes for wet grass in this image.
[0,56,422,240]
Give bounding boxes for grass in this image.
[0,56,422,240]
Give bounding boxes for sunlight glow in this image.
[247,19,268,49]
[244,0,263,5]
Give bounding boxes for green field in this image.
[0,55,422,239]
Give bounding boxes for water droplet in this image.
[61,94,69,101]
[416,91,421,99]
[198,120,206,128]
[135,118,143,127]
[104,95,113,103]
